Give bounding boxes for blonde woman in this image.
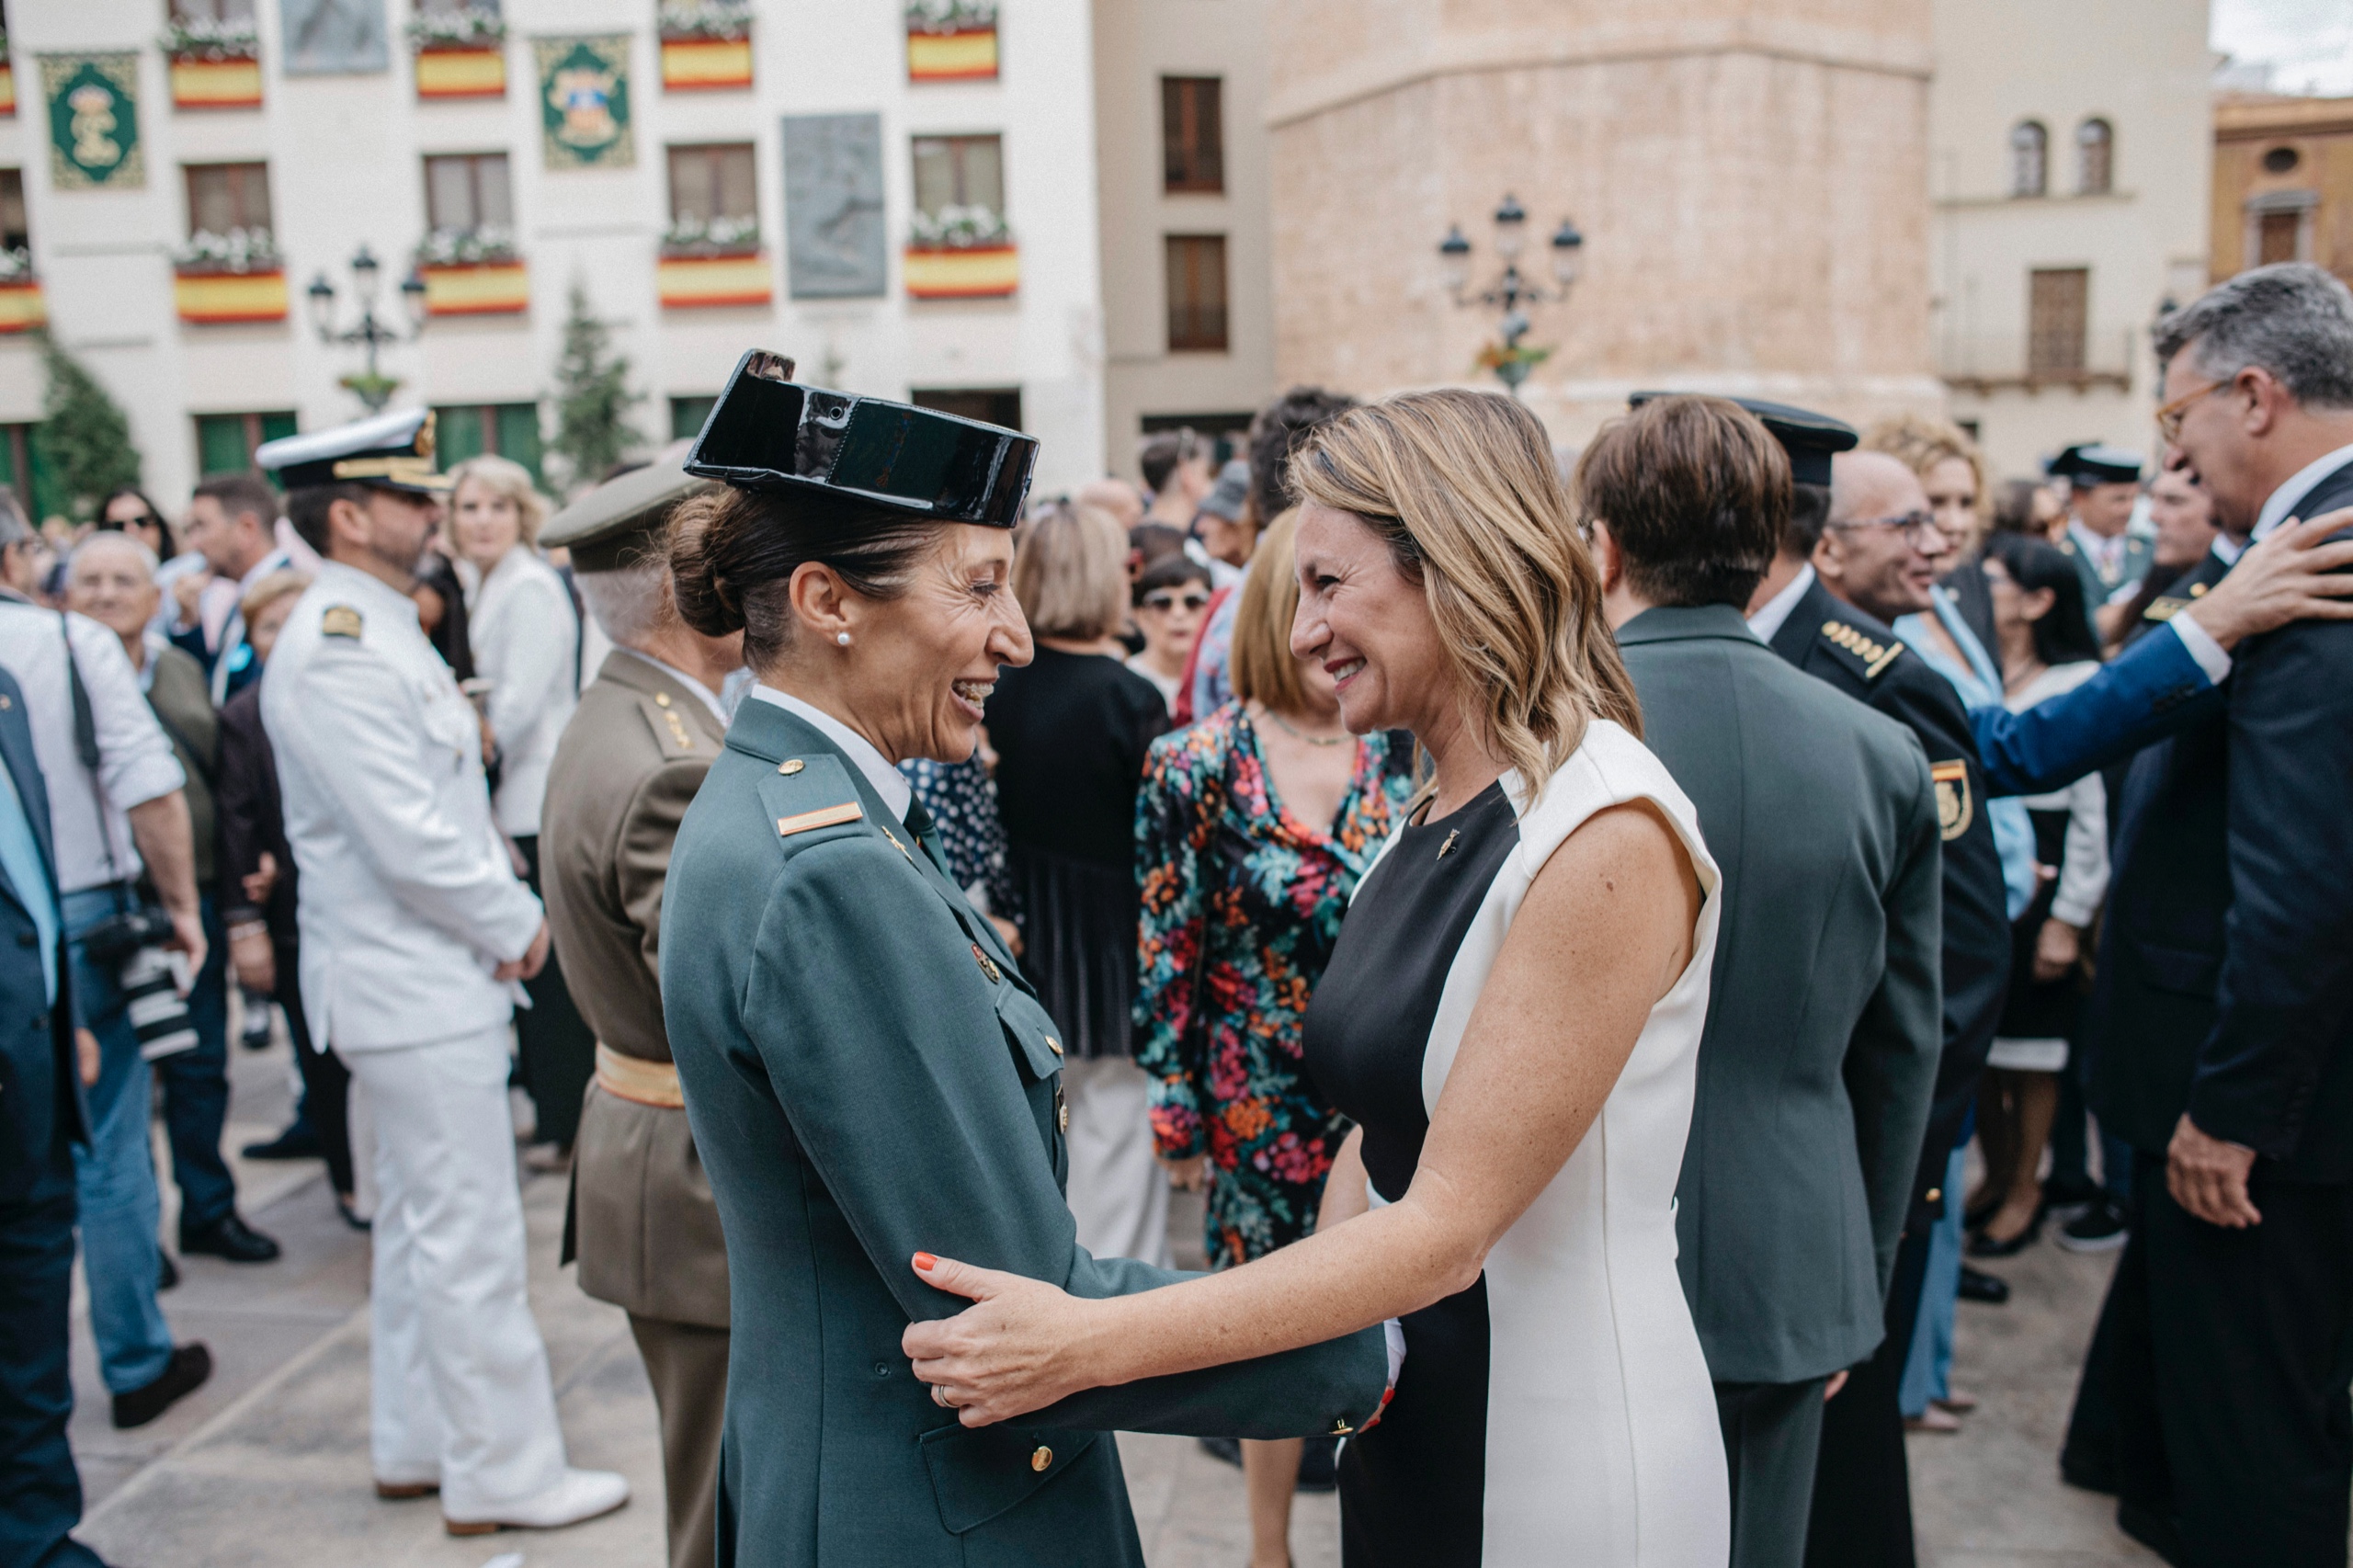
[445,454,590,1154]
[911,390,1732,1565]
[984,500,1172,1263]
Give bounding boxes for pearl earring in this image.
[835,631,851,647]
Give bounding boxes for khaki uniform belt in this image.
[595,1042,685,1109]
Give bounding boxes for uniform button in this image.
[873,1360,891,1379]
[1058,1101,1070,1132]
[655,692,672,708]
[1044,1036,1062,1056]
[1030,1446,1052,1471]
[1925,1188,1941,1204]
[778,758,804,776]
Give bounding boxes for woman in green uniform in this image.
[657,355,1386,1568]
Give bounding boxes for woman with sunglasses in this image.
[1131,508,1415,1566]
[1126,554,1211,715]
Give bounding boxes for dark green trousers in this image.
[1718,1376,1829,1568]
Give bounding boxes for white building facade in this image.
[1927,0,2213,480]
[1,0,1108,517]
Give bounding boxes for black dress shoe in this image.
[336,1194,371,1231]
[1967,1206,2045,1258]
[2059,1445,2119,1495]
[112,1343,212,1428]
[241,1123,322,1161]
[1198,1435,1241,1468]
[1962,1191,2006,1231]
[1957,1265,2010,1304]
[157,1250,179,1290]
[179,1212,281,1263]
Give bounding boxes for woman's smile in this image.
[949,676,996,721]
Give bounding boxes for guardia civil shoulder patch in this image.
[321,605,364,640]
[1930,759,1972,841]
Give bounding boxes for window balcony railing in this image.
[162,19,264,110]
[905,0,999,82]
[0,250,44,335]
[408,7,508,101]
[658,217,771,308]
[415,226,529,316]
[172,229,287,323]
[905,206,1017,299]
[1938,329,2136,395]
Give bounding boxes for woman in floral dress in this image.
[1133,510,1415,1568]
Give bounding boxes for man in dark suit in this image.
[1589,396,1943,1568]
[0,664,108,1568]
[2061,261,2353,1567]
[1733,413,2012,1568]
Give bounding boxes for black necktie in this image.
[902,798,951,880]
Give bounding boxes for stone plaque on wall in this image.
[279,0,390,75]
[783,113,885,300]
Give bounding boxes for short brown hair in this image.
[1229,508,1305,714]
[1574,396,1787,608]
[192,471,279,532]
[1012,500,1128,641]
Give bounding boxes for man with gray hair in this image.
[2061,261,2353,1565]
[538,451,744,1568]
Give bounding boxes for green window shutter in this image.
[435,405,488,468]
[494,403,544,485]
[671,395,717,441]
[24,426,70,529]
[259,412,298,445]
[196,415,251,477]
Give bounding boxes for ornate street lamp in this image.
[1440,196,1585,394]
[308,244,428,412]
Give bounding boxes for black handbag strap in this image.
[58,612,132,909]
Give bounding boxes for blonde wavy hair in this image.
[1289,389,1641,801]
[1229,507,1304,714]
[446,454,551,548]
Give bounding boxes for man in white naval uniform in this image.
[254,409,628,1538]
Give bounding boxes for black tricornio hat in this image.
[686,349,1037,527]
[2045,443,2143,486]
[1627,392,1859,487]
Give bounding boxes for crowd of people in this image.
[2,262,2350,1568]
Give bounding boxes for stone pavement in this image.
[65,1027,2161,1566]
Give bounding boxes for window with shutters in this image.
[2076,119,2113,195]
[671,396,718,441]
[193,412,297,477]
[911,387,1022,430]
[185,163,271,237]
[1162,77,1224,194]
[2028,267,2088,377]
[171,0,256,20]
[433,403,544,483]
[2010,121,2048,199]
[424,153,513,234]
[668,143,757,224]
[2257,210,2302,267]
[0,170,26,253]
[912,135,1005,220]
[1166,233,1229,353]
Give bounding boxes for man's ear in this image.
[1811,527,1845,585]
[325,495,371,554]
[1589,517,1624,593]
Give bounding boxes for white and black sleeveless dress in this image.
[1303,721,1732,1566]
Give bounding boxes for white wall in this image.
[4,0,1107,515]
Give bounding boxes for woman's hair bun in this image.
[666,492,749,637]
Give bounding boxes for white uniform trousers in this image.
[1062,1056,1172,1268]
[347,1026,569,1515]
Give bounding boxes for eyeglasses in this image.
[1829,511,1945,549]
[2154,378,2228,444]
[1141,591,1211,612]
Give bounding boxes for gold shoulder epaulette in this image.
[634,689,700,759]
[2143,596,2188,622]
[321,605,363,640]
[1820,619,1904,679]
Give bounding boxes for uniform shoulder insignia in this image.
[634,692,701,759]
[321,605,364,640]
[1819,618,1905,680]
[1929,758,1973,841]
[2143,596,2188,622]
[751,752,872,848]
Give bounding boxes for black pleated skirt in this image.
[1008,844,1137,1061]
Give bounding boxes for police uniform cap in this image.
[1627,392,1858,486]
[1195,459,1250,524]
[687,349,1036,528]
[540,445,715,574]
[255,406,451,495]
[2045,443,2143,486]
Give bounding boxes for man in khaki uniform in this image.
[539,453,744,1568]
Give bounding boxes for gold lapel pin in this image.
[1436,828,1460,861]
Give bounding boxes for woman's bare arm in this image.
[1316,1127,1370,1232]
[905,801,1702,1425]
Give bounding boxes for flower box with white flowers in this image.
[163,19,263,109]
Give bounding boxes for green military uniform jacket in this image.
[1620,605,1943,1384]
[2059,524,2155,638]
[546,650,729,1328]
[662,698,1386,1568]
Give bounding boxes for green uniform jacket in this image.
[1620,606,1944,1385]
[662,698,1386,1568]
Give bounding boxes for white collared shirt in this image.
[1745,562,1815,644]
[615,647,730,726]
[750,686,913,819]
[2068,517,2130,582]
[0,596,187,894]
[2253,440,2353,543]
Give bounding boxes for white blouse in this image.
[460,546,579,837]
[2003,661,2109,926]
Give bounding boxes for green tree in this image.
[39,332,142,520]
[547,281,642,495]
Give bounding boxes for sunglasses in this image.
[1141,591,1211,612]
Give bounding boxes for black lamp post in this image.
[1440,196,1584,394]
[308,244,428,412]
